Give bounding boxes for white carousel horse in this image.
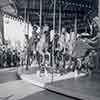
[36,33,50,76]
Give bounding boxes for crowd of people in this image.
[25,17,100,75]
[0,46,20,68]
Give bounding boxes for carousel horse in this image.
[80,50,97,74]
[75,20,100,73]
[36,32,51,76]
[37,33,45,63]
[52,31,71,74]
[54,33,67,74]
[27,25,41,65]
[43,45,50,75]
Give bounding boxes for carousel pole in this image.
[98,0,100,16]
[27,13,29,36]
[51,0,56,83]
[27,0,30,36]
[40,0,42,33]
[53,0,56,32]
[59,1,61,35]
[74,14,78,78]
[96,0,100,71]
[74,15,77,40]
[27,12,30,69]
[37,0,42,75]
[24,4,27,71]
[24,4,27,35]
[25,1,30,70]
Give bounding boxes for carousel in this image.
[14,0,100,78]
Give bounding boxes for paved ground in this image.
[0,67,77,100]
[0,68,18,84]
[50,73,100,98]
[18,65,100,100]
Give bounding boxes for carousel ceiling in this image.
[0,0,98,32]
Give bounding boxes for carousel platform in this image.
[17,63,100,100]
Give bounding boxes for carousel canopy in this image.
[0,0,17,16]
[0,0,99,32]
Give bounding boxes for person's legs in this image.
[37,52,41,70]
[26,54,30,70]
[21,58,24,66]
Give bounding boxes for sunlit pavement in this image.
[0,68,76,100]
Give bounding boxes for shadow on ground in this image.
[46,73,100,98]
[19,90,77,100]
